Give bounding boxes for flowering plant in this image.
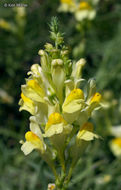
[19,17,102,190]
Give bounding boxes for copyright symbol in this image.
[4,3,7,7]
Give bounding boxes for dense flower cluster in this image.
[19,20,102,189]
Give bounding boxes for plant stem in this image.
[58,150,66,173]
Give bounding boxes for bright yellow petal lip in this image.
[21,92,33,104]
[61,0,73,5]
[90,92,102,104]
[27,79,45,97]
[27,79,39,89]
[62,88,85,114]
[65,88,84,103]
[19,92,35,115]
[45,112,67,131]
[79,1,92,10]
[25,131,40,142]
[24,130,45,153]
[112,138,121,148]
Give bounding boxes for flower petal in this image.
[21,141,35,155]
[30,121,43,140]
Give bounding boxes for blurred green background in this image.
[0,0,121,189]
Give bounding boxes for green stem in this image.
[55,171,66,190]
[58,150,66,173]
[51,165,58,180]
[66,167,73,184]
[63,163,75,189]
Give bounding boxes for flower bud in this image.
[51,59,65,103]
[44,43,53,51]
[38,50,50,72]
[72,58,86,80]
[86,79,96,102]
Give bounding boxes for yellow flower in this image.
[89,92,102,104]
[22,79,45,103]
[19,93,35,115]
[70,122,99,165]
[44,112,71,136]
[27,79,44,97]
[25,131,43,148]
[77,122,99,141]
[61,0,73,5]
[66,88,84,102]
[21,92,33,104]
[44,112,72,148]
[86,92,102,115]
[110,138,121,157]
[62,88,85,114]
[79,1,92,10]
[59,0,76,13]
[75,1,96,21]
[21,122,46,155]
[45,112,67,131]
[76,92,102,122]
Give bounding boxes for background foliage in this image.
[0,0,121,189]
